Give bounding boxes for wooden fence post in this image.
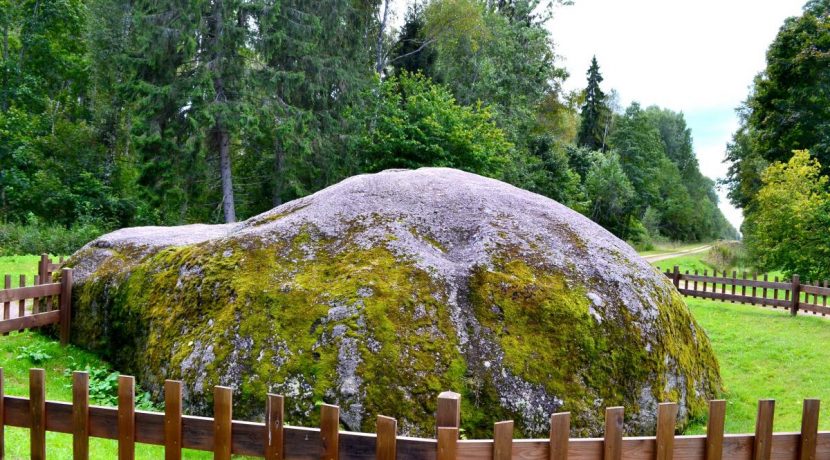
[549,412,570,460]
[3,274,9,336]
[672,266,680,288]
[214,386,233,460]
[165,380,183,460]
[437,392,460,460]
[73,371,90,460]
[799,399,820,460]
[320,404,340,460]
[376,415,397,460]
[265,394,285,460]
[0,367,4,458]
[31,368,46,460]
[706,400,726,460]
[60,268,73,346]
[791,275,801,316]
[493,420,514,460]
[753,400,775,460]
[118,375,135,460]
[604,407,623,460]
[656,403,678,460]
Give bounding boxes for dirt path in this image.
[642,244,712,263]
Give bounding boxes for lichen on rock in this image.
[66,167,721,437]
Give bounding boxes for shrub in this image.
[705,240,745,272]
[0,217,107,256]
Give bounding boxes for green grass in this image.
[0,254,46,288]
[685,297,830,434]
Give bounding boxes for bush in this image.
[705,240,745,272]
[0,218,108,256]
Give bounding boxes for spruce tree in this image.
[577,56,609,151]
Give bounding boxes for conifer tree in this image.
[577,56,609,151]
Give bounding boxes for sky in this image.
[548,0,806,230]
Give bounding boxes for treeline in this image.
[0,0,735,249]
[724,0,830,279]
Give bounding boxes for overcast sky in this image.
[388,0,807,230]
[548,0,806,230]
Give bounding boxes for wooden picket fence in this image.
[0,254,73,343]
[657,265,830,317]
[0,368,827,460]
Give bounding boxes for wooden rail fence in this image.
[0,368,827,460]
[658,265,830,316]
[0,254,72,343]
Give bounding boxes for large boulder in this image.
[67,168,720,437]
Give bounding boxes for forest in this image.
[0,0,738,254]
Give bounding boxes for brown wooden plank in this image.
[165,380,183,460]
[264,394,284,460]
[18,275,26,323]
[679,273,789,289]
[438,427,459,460]
[32,275,40,315]
[656,403,678,460]
[0,367,4,458]
[754,400,775,460]
[800,284,830,296]
[72,371,89,460]
[437,391,461,429]
[798,399,819,460]
[604,407,623,460]
[675,289,790,307]
[73,371,90,459]
[0,310,61,334]
[321,404,340,460]
[731,270,737,302]
[214,386,233,460]
[493,420,513,460]
[774,276,780,305]
[0,283,61,304]
[706,400,726,460]
[685,270,689,290]
[60,268,73,345]
[694,270,699,296]
[118,375,135,460]
[376,415,397,460]
[703,269,708,294]
[549,412,570,460]
[3,274,10,335]
[30,368,46,460]
[791,276,801,315]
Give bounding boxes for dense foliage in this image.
[0,0,735,253]
[725,1,830,277]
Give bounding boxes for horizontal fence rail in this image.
[0,254,72,343]
[658,265,830,316]
[0,369,828,460]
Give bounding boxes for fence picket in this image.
[731,271,736,302]
[754,400,775,460]
[762,274,768,306]
[799,399,820,460]
[31,368,46,460]
[18,274,25,322]
[0,367,4,458]
[376,415,397,460]
[703,269,708,294]
[118,375,136,460]
[656,403,678,460]
[706,400,726,460]
[265,394,284,460]
[73,371,90,460]
[604,407,623,460]
[549,412,570,460]
[493,420,514,460]
[437,427,458,460]
[321,404,340,460]
[3,275,9,330]
[214,386,233,460]
[165,380,183,460]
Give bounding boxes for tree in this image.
[725,0,830,212]
[744,150,830,279]
[351,72,511,176]
[585,152,635,238]
[577,56,609,151]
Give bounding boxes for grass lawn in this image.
[0,254,48,288]
[685,297,830,434]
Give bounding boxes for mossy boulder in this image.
[67,168,720,437]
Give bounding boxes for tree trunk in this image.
[217,118,236,223]
[375,0,390,74]
[273,135,285,207]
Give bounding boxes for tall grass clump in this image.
[704,240,745,272]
